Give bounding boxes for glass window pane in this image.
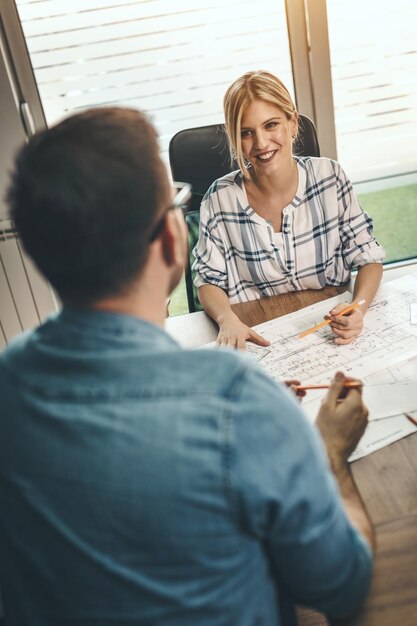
[327,0,417,263]
[15,0,293,163]
[327,0,417,182]
[15,0,293,315]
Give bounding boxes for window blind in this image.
[15,0,293,162]
[327,0,417,182]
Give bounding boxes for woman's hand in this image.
[326,302,364,345]
[217,311,270,351]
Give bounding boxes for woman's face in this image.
[240,99,297,175]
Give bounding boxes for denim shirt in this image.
[0,309,372,625]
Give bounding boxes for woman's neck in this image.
[247,157,297,196]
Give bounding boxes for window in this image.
[3,0,417,318]
[15,0,293,162]
[327,0,417,183]
[327,0,417,264]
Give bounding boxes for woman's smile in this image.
[240,99,296,173]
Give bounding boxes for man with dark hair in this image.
[0,108,373,626]
[8,108,171,304]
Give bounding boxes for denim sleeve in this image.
[232,364,373,618]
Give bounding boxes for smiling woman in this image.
[240,100,298,232]
[192,70,385,350]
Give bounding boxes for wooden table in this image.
[166,286,417,626]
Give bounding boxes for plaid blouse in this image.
[192,157,384,303]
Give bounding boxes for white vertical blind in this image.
[15,0,293,161]
[327,0,417,183]
[0,219,58,343]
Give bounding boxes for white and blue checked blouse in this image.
[192,157,384,303]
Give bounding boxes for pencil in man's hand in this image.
[298,299,365,339]
[294,381,363,391]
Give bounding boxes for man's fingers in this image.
[324,371,346,406]
[284,379,301,387]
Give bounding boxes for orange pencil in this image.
[298,299,365,339]
[294,381,362,391]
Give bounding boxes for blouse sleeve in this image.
[192,187,228,291]
[335,162,385,269]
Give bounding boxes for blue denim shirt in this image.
[0,309,372,625]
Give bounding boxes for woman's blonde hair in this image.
[223,70,298,175]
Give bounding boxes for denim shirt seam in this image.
[222,364,252,529]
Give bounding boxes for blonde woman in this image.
[192,71,384,349]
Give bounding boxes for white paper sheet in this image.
[348,413,417,462]
[243,272,417,461]
[302,381,417,422]
[245,272,417,385]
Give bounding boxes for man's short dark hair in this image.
[7,107,168,304]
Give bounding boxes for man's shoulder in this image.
[0,327,36,369]
[171,347,272,400]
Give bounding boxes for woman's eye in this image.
[241,130,252,138]
[266,121,277,129]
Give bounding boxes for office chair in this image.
[169,114,320,312]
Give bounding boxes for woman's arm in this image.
[198,284,269,350]
[328,263,383,344]
[352,262,383,308]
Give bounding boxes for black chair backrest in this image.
[169,114,320,312]
[169,114,319,213]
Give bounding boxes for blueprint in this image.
[302,357,417,461]
[247,272,417,383]
[245,271,417,461]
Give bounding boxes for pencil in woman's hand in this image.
[298,299,365,339]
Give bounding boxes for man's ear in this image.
[159,211,179,267]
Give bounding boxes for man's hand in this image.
[326,303,364,345]
[284,379,306,402]
[315,371,368,467]
[217,311,270,351]
[315,372,375,553]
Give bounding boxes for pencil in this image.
[298,299,365,339]
[294,382,363,391]
[405,413,417,428]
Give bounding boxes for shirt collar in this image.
[57,307,179,351]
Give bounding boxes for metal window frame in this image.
[4,0,338,158]
[1,0,46,136]
[285,0,338,159]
